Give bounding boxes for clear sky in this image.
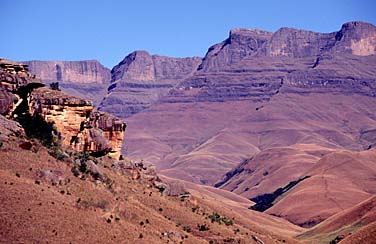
[1,0,375,68]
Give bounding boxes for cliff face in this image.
[23,60,111,106]
[0,59,43,116]
[198,21,376,72]
[98,51,201,118]
[23,60,110,84]
[29,87,126,159]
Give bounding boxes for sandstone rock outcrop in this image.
[0,59,43,116]
[29,87,126,159]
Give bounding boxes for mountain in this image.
[98,51,201,117]
[23,60,111,106]
[118,21,376,181]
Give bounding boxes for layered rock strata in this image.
[98,51,201,118]
[23,60,110,84]
[23,60,111,106]
[0,59,43,116]
[29,87,126,159]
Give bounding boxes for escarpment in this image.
[0,59,126,159]
[23,60,111,106]
[98,51,202,118]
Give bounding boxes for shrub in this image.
[15,113,57,148]
[182,226,191,233]
[208,212,233,226]
[71,167,80,177]
[79,162,88,173]
[74,151,91,161]
[198,224,209,231]
[49,82,60,91]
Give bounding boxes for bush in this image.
[50,82,60,91]
[197,224,209,231]
[208,212,233,226]
[79,162,88,173]
[74,151,91,161]
[182,226,191,233]
[15,113,57,148]
[71,167,80,177]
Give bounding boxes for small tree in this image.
[50,82,60,91]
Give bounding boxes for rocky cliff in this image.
[29,87,126,159]
[198,21,376,72]
[0,59,125,159]
[98,51,201,117]
[23,60,111,106]
[23,60,110,84]
[0,59,43,116]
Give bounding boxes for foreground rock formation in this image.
[0,59,125,159]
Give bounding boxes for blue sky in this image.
[1,0,375,68]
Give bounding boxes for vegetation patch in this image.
[208,212,233,226]
[250,176,310,212]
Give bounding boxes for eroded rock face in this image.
[0,59,43,116]
[23,60,110,84]
[198,21,376,72]
[23,60,111,106]
[197,28,273,72]
[29,87,126,159]
[0,114,24,141]
[99,51,201,118]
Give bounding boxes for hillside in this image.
[0,128,304,243]
[297,196,376,243]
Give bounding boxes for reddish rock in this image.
[19,141,33,150]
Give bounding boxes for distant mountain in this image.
[23,60,111,106]
[98,51,201,117]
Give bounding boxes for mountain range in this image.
[9,21,376,243]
